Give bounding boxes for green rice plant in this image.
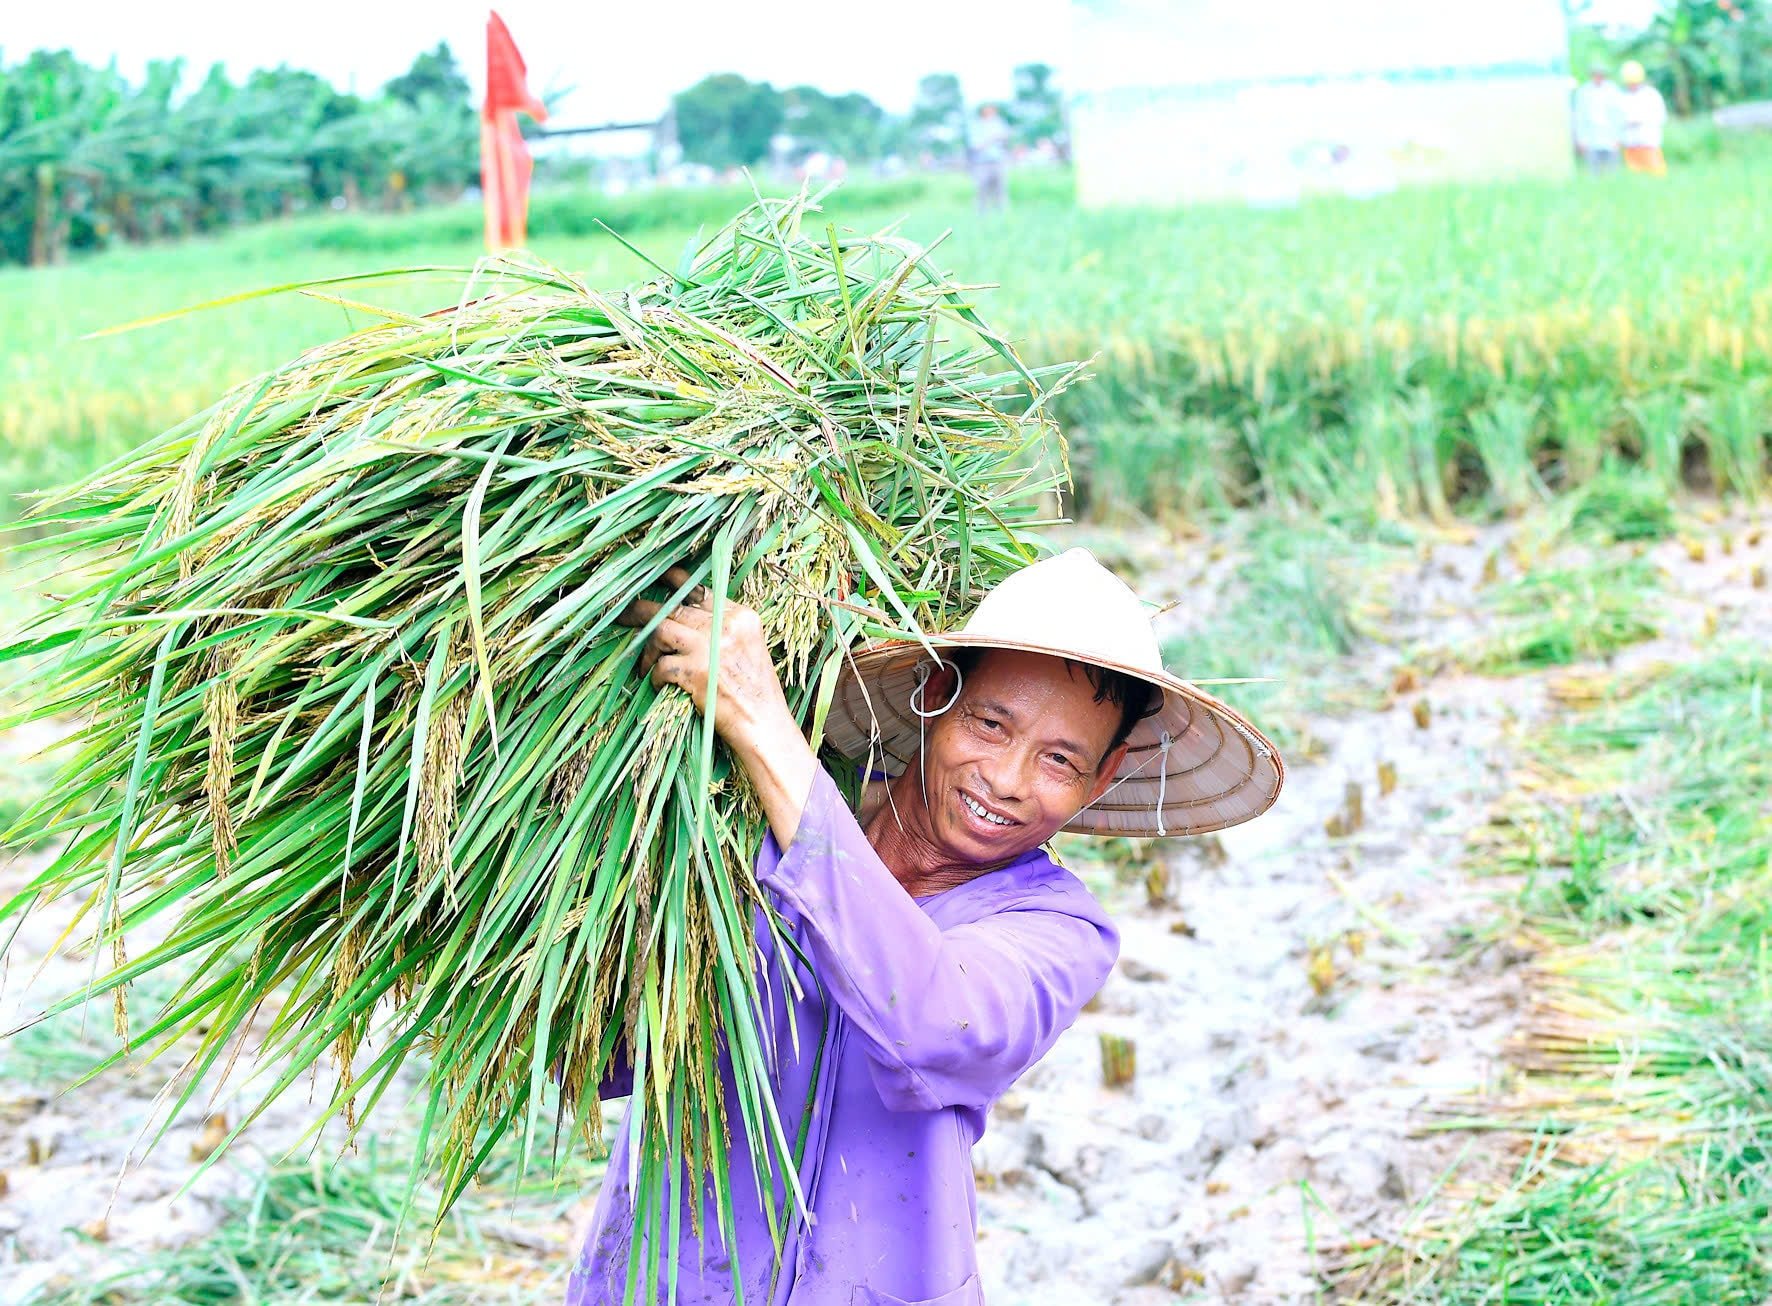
[1343,652,1772,1302]
[1550,384,1621,489]
[9,159,1772,525]
[265,176,979,259]
[1467,556,1661,674]
[1564,461,1677,544]
[0,192,1074,1302]
[1625,389,1694,497]
[1345,388,1410,516]
[1467,393,1550,516]
[1240,401,1344,512]
[1072,407,1237,525]
[1161,517,1397,757]
[1344,386,1437,522]
[1698,379,1770,501]
[1400,386,1457,524]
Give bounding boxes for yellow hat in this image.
[1620,60,1647,85]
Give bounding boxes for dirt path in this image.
[973,508,1769,1305]
[2,506,1765,1305]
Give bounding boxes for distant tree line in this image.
[668,64,1067,170]
[0,43,480,266]
[8,0,1764,269]
[1570,0,1772,114]
[0,40,1066,268]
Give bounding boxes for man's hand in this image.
[616,567,791,747]
[616,567,817,844]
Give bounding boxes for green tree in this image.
[1570,0,1772,113]
[0,50,146,264]
[1009,62,1064,147]
[0,42,512,265]
[671,74,784,169]
[781,85,885,159]
[378,41,477,197]
[1631,0,1771,113]
[909,72,965,156]
[384,41,471,109]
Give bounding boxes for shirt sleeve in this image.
[595,1055,634,1100]
[549,1049,634,1100]
[758,764,1120,1113]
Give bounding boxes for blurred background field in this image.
[3,1,1772,1303]
[5,146,1771,527]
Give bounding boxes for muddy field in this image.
[3,501,1767,1305]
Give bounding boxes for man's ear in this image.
[924,662,961,710]
[1087,741,1131,804]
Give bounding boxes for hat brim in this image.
[823,635,1284,838]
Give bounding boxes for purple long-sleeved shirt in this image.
[565,763,1119,1305]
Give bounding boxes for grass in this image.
[1467,555,1662,674]
[22,1122,607,1305]
[1336,649,1772,1302]
[1156,515,1406,760]
[1339,1141,1772,1304]
[0,998,130,1091]
[3,158,1770,531]
[1563,462,1679,544]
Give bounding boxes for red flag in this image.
[482,11,547,250]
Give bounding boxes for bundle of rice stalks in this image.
[0,193,1078,1274]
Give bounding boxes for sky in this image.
[8,1,1072,123]
[11,0,1665,127]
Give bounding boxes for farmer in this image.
[571,548,1283,1305]
[970,103,1013,214]
[1571,67,1625,173]
[1618,60,1669,175]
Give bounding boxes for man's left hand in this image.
[616,567,794,752]
[616,566,820,846]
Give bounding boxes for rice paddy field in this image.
[2,155,1770,1304]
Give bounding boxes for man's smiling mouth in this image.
[960,790,1018,827]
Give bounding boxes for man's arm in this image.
[617,574,1120,1110]
[758,763,1119,1112]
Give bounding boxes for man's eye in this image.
[1048,753,1075,770]
[978,717,1002,732]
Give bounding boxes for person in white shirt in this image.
[1571,68,1625,173]
[969,104,1012,214]
[1618,60,1669,175]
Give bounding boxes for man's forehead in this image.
[960,650,1120,747]
[963,646,1088,687]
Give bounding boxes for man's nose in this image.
[976,747,1034,802]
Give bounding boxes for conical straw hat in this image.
[825,548,1284,837]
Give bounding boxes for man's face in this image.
[913,649,1130,863]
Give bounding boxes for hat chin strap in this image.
[908,658,964,812]
[1075,730,1175,836]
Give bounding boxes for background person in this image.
[1619,60,1669,174]
[1572,67,1625,172]
[970,102,1013,213]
